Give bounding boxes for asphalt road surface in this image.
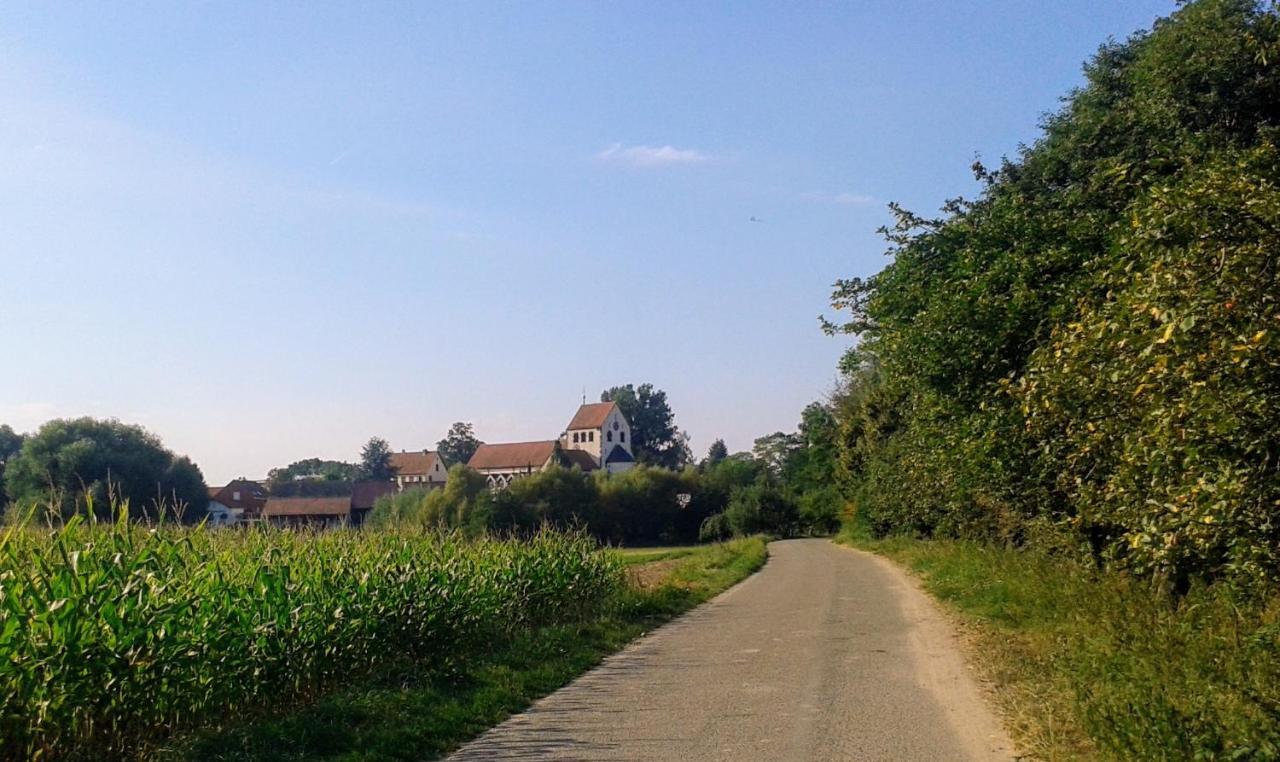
[448,538,1016,761]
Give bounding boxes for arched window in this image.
[573,432,580,443]
[620,431,626,442]
[607,431,613,442]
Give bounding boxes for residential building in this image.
[206,478,267,525]
[389,450,448,491]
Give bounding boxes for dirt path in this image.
[448,538,1016,761]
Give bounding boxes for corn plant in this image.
[0,506,622,760]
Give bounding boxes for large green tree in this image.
[437,422,483,467]
[358,436,397,481]
[4,417,209,521]
[266,458,358,493]
[824,0,1280,585]
[600,383,691,469]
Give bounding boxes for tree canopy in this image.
[600,383,691,469]
[3,417,208,521]
[0,425,26,509]
[437,422,483,467]
[825,0,1280,588]
[358,437,397,481]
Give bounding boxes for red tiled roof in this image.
[351,481,396,510]
[262,497,352,517]
[389,450,442,475]
[566,401,616,431]
[211,479,268,512]
[468,441,557,471]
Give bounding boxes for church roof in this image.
[566,401,617,430]
[390,450,442,476]
[468,441,558,470]
[562,449,600,471]
[605,445,635,464]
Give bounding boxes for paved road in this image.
[448,539,1016,761]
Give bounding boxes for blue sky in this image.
[0,1,1175,484]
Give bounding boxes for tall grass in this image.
[0,508,623,760]
[841,531,1280,760]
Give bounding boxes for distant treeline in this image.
[826,0,1280,589]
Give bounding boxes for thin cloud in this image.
[596,143,710,167]
[803,190,877,207]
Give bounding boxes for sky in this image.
[0,1,1176,484]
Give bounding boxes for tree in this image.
[0,424,24,509]
[4,417,208,521]
[751,431,802,477]
[358,436,397,481]
[600,383,691,469]
[437,422,483,467]
[265,458,358,493]
[704,439,729,468]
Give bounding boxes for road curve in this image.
[448,539,1016,761]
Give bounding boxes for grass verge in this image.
[174,537,767,761]
[838,528,1280,761]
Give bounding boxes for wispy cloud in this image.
[595,143,710,167]
[802,190,877,207]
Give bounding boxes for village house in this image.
[206,479,267,526]
[389,449,448,491]
[467,401,635,489]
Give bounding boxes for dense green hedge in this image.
[828,0,1280,588]
[370,461,824,544]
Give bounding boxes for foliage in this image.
[826,0,1280,587]
[266,478,354,498]
[0,425,23,510]
[703,438,728,467]
[436,422,483,468]
[0,515,622,760]
[3,418,208,521]
[843,532,1280,761]
[723,483,800,538]
[367,465,493,535]
[600,383,692,469]
[265,458,358,493]
[357,436,396,481]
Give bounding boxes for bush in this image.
[725,483,800,538]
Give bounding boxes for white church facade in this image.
[467,401,636,489]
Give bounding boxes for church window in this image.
[588,431,594,442]
[573,432,580,443]
[607,431,613,442]
[620,431,626,442]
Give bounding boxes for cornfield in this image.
[0,509,623,759]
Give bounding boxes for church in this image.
[467,401,636,488]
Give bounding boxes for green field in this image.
[0,511,765,761]
[176,536,767,761]
[0,515,621,760]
